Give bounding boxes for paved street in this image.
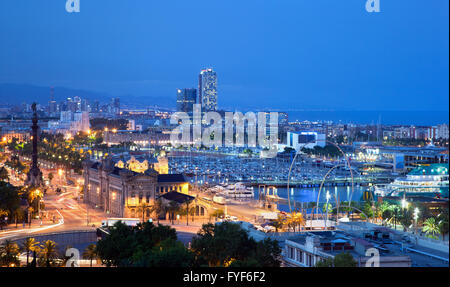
[1,158,106,241]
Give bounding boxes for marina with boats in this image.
[168,153,394,186]
[167,152,448,208]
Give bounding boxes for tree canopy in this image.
[96,221,281,268]
[96,221,191,267]
[315,252,357,267]
[191,222,281,267]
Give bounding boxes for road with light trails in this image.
[0,187,107,241]
[2,153,224,244]
[1,156,107,241]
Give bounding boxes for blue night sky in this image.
[0,0,448,112]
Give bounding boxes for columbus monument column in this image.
[26,103,43,187]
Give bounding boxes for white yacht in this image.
[375,164,449,198]
[216,182,255,198]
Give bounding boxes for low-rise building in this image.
[103,130,170,147]
[437,124,449,139]
[0,128,30,142]
[47,111,90,135]
[283,131,326,151]
[283,231,412,267]
[82,157,189,219]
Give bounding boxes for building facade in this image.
[47,111,90,135]
[437,124,449,139]
[83,157,189,219]
[102,130,170,147]
[283,231,412,267]
[176,88,197,114]
[0,128,30,142]
[198,68,218,112]
[285,131,326,151]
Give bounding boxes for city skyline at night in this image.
[0,0,448,274]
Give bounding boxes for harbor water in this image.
[254,185,368,213]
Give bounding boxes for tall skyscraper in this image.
[66,98,78,112]
[112,97,120,109]
[176,88,197,114]
[198,68,218,112]
[92,101,100,113]
[111,98,120,114]
[48,86,58,114]
[81,99,89,112]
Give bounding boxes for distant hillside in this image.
[0,83,175,108]
[0,83,111,105]
[119,94,175,109]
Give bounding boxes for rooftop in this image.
[285,229,449,266]
[160,191,195,204]
[157,173,188,183]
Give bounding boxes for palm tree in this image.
[151,199,164,224]
[423,218,440,239]
[285,215,294,232]
[167,201,180,224]
[373,202,384,224]
[322,203,333,214]
[399,208,413,232]
[22,237,39,266]
[83,244,98,267]
[210,209,224,221]
[137,202,151,223]
[438,209,449,240]
[48,172,54,184]
[0,239,20,267]
[0,166,9,182]
[290,212,305,232]
[272,215,285,232]
[181,198,195,226]
[13,208,24,228]
[297,212,306,229]
[39,240,58,267]
[380,202,393,226]
[0,209,8,230]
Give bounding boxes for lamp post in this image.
[401,197,408,231]
[393,207,398,231]
[35,189,41,217]
[58,168,63,185]
[28,207,32,228]
[401,198,408,209]
[413,207,420,235]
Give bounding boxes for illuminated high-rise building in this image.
[48,86,58,114]
[198,68,218,112]
[111,97,120,114]
[176,88,197,114]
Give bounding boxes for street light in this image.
[399,197,409,232]
[413,207,420,234]
[34,189,42,220]
[325,190,331,230]
[401,198,409,209]
[58,168,64,185]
